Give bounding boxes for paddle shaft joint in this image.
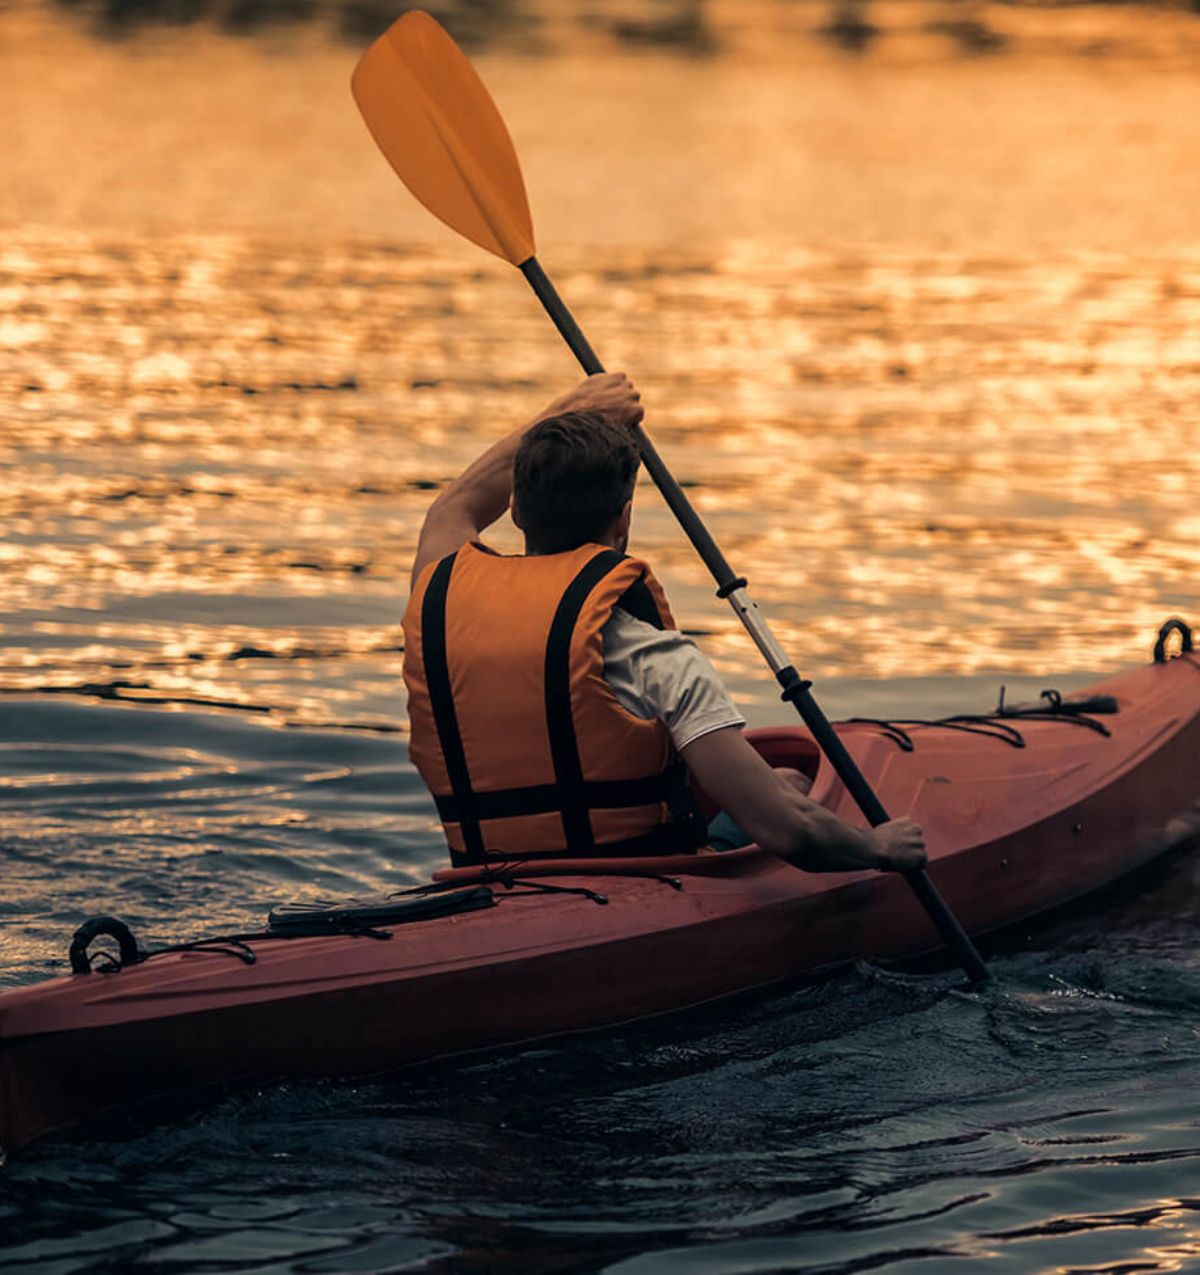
[519,256,988,985]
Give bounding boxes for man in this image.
[403,373,926,873]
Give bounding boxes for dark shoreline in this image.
[40,0,1200,55]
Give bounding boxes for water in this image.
[3,2,1200,1269]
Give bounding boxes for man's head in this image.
[512,410,639,554]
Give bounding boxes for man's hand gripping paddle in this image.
[351,10,989,984]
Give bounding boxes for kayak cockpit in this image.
[426,726,824,884]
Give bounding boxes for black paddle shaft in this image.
[520,256,989,985]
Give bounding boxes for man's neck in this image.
[523,536,625,557]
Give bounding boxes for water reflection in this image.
[1,236,1197,729]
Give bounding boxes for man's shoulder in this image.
[602,608,745,747]
[602,609,713,692]
[603,606,691,654]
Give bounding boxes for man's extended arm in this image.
[410,373,643,585]
[682,726,927,873]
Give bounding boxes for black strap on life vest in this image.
[482,817,699,863]
[615,576,666,630]
[433,770,678,825]
[423,547,700,866]
[420,551,486,865]
[543,549,627,854]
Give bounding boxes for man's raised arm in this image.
[410,373,643,585]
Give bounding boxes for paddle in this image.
[351,10,989,985]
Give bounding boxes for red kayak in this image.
[1,633,1197,1158]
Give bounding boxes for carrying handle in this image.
[69,916,143,975]
[1154,618,1194,664]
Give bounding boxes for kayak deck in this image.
[1,650,1197,1158]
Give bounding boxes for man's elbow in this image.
[745,814,807,863]
[772,836,820,871]
[424,487,465,526]
[747,809,845,871]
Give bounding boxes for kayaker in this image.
[403,373,926,874]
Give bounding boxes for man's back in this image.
[404,541,699,865]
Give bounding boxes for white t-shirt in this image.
[601,608,745,751]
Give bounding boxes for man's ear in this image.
[604,499,632,548]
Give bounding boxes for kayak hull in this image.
[2,651,1198,1157]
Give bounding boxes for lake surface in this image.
[2,3,1199,1270]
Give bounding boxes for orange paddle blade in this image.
[351,10,536,265]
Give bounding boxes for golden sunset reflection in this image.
[3,232,1199,722]
[2,3,1199,729]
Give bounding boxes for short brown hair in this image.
[512,411,639,553]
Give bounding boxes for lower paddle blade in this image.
[351,10,536,266]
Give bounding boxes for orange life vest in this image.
[403,541,703,866]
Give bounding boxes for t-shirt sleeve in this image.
[601,610,746,751]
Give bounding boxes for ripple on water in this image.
[2,946,1200,1272]
[0,699,441,985]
